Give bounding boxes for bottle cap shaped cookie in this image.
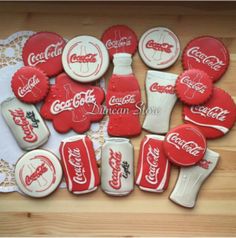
[102,25,138,59]
[22,32,66,77]
[183,87,236,139]
[182,36,229,82]
[11,66,49,104]
[175,69,213,105]
[138,27,180,69]
[163,124,207,166]
[40,73,105,133]
[62,35,109,82]
[15,149,62,198]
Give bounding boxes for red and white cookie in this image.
[183,87,236,139]
[22,32,66,77]
[62,35,109,82]
[175,69,213,105]
[138,27,180,69]
[182,36,229,82]
[15,149,62,198]
[11,66,49,104]
[163,124,207,166]
[102,25,138,59]
[40,73,105,133]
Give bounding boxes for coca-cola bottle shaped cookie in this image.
[106,53,142,137]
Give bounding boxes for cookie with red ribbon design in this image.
[22,32,66,77]
[11,66,49,104]
[182,36,229,82]
[102,25,138,59]
[163,124,207,166]
[183,87,236,139]
[176,69,213,105]
[40,73,105,133]
[138,27,180,69]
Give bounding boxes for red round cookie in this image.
[102,25,138,59]
[176,69,213,105]
[22,32,66,77]
[11,66,49,104]
[183,87,236,139]
[163,124,207,166]
[182,36,229,82]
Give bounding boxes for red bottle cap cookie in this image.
[40,73,105,133]
[11,66,49,104]
[15,149,62,198]
[62,35,109,82]
[102,25,138,59]
[176,69,213,105]
[22,32,66,77]
[183,87,236,139]
[163,124,207,166]
[138,27,180,69]
[182,36,229,82]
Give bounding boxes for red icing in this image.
[163,124,207,166]
[176,69,213,105]
[11,66,49,104]
[106,74,142,137]
[183,87,236,139]
[182,36,229,82]
[40,73,105,133]
[136,136,171,191]
[60,136,100,193]
[22,32,66,77]
[102,25,138,59]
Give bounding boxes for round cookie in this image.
[183,87,236,139]
[163,124,207,166]
[15,149,62,198]
[182,36,229,82]
[11,66,49,104]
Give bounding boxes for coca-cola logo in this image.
[186,46,225,71]
[9,109,38,143]
[166,132,204,157]
[190,106,229,122]
[106,36,131,49]
[150,82,175,94]
[145,145,160,185]
[146,40,173,53]
[25,163,48,186]
[69,53,97,63]
[50,89,96,114]
[108,95,136,106]
[197,159,212,170]
[68,147,87,184]
[180,76,207,94]
[27,41,64,66]
[108,149,122,190]
[18,75,40,97]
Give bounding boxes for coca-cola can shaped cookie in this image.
[60,135,100,194]
[101,138,134,196]
[136,135,171,193]
[1,97,50,150]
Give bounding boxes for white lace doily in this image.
[0,31,109,193]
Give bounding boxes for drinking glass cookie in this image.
[102,25,138,59]
[183,87,236,139]
[11,66,49,104]
[163,124,207,166]
[15,149,62,198]
[182,36,229,82]
[62,35,109,82]
[175,69,213,105]
[138,27,180,69]
[40,73,105,133]
[22,32,66,77]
